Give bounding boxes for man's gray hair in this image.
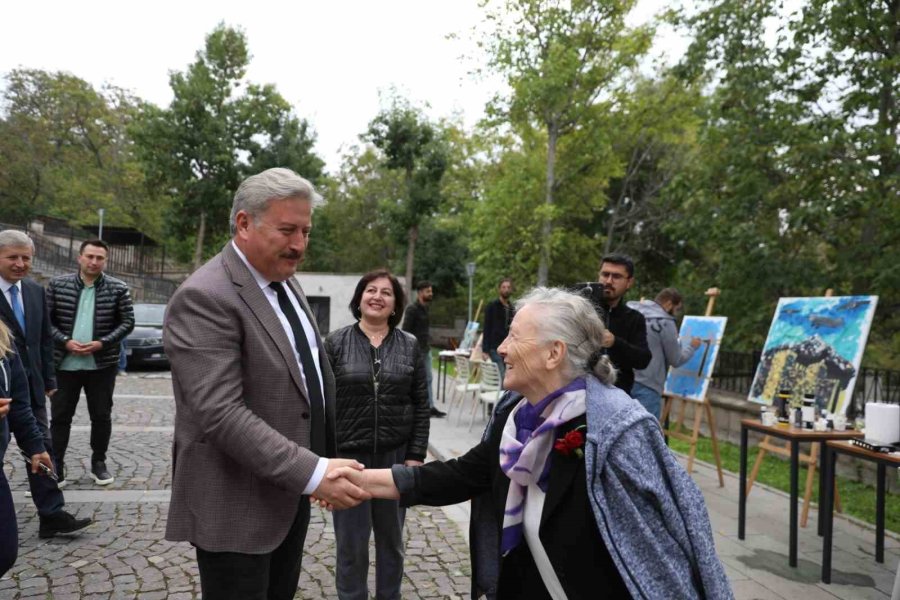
[0,229,35,252]
[515,287,617,385]
[230,168,317,235]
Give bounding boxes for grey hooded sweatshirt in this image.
[628,299,698,394]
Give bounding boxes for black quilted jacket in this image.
[46,272,135,369]
[324,324,430,462]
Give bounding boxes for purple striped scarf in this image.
[499,379,586,555]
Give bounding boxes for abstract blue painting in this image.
[664,316,728,402]
[748,296,878,415]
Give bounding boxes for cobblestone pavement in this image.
[1,372,473,599]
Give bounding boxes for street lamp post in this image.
[466,262,476,322]
[98,208,105,240]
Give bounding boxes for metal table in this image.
[821,440,900,583]
[436,350,457,406]
[738,419,862,567]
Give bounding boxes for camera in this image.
[570,282,608,323]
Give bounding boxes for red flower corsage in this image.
[553,425,586,459]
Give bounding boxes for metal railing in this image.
[1,221,181,302]
[710,350,899,417]
[710,350,762,395]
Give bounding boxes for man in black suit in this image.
[0,229,91,538]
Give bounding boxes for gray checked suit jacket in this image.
[163,242,337,554]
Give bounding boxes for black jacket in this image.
[599,301,650,395]
[395,392,629,599]
[324,324,430,462]
[401,302,430,354]
[0,278,56,403]
[47,272,135,369]
[482,299,515,353]
[1,351,45,459]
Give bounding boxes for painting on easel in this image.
[457,321,480,352]
[664,316,728,402]
[748,296,878,415]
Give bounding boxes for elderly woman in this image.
[324,269,430,600]
[328,287,732,600]
[1,320,54,577]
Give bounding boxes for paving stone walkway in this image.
[1,372,472,599]
[3,370,898,598]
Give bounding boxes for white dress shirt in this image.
[231,241,327,495]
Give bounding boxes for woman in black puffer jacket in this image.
[324,269,429,600]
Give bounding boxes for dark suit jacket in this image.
[401,403,629,599]
[0,278,56,405]
[164,242,337,554]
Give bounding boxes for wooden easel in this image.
[744,289,842,527]
[660,287,725,487]
[456,299,487,423]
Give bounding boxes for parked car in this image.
[125,303,168,368]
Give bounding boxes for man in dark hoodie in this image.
[628,287,701,419]
[595,254,651,395]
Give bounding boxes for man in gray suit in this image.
[164,168,370,600]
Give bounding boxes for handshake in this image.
[310,458,407,510]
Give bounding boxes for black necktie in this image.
[270,281,326,456]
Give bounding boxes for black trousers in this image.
[196,500,311,600]
[23,381,65,516]
[0,472,16,577]
[50,365,118,464]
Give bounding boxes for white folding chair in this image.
[449,355,481,423]
[469,360,503,432]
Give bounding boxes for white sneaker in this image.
[90,461,114,486]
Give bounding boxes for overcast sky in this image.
[1,0,684,172]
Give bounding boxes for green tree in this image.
[248,114,325,184]
[478,0,654,285]
[669,0,822,346]
[305,146,404,273]
[0,69,159,234]
[133,24,323,268]
[672,0,899,363]
[786,0,900,363]
[366,98,448,298]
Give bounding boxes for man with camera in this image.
[581,254,651,395]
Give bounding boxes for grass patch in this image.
[432,350,456,378]
[429,353,900,535]
[669,433,900,534]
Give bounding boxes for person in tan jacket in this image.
[163,168,370,600]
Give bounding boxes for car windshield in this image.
[133,304,166,327]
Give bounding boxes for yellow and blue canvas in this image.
[664,316,728,402]
[748,296,878,415]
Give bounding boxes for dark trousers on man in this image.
[24,386,65,516]
[50,365,118,465]
[195,500,311,600]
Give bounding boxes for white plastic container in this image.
[865,402,900,443]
